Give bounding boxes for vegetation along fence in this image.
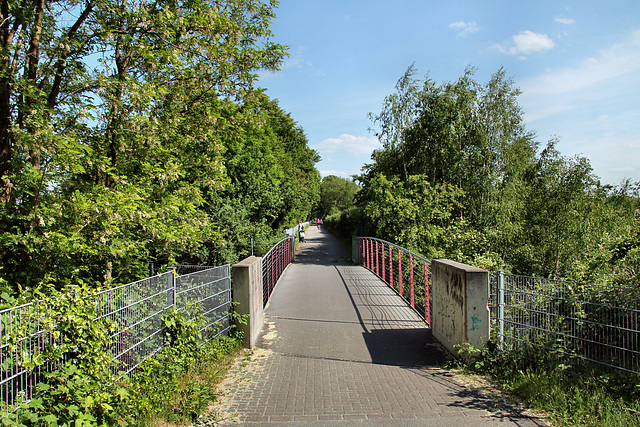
[262,236,295,306]
[491,271,640,376]
[354,237,432,325]
[0,264,231,413]
[354,237,639,377]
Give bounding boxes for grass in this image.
[503,369,640,426]
[119,335,245,426]
[451,342,640,426]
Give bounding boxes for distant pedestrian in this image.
[298,221,305,242]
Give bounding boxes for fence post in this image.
[232,256,264,348]
[431,259,490,354]
[389,246,393,289]
[424,262,430,325]
[409,253,415,308]
[366,239,369,269]
[362,239,366,268]
[362,239,366,267]
[352,236,358,263]
[498,270,505,350]
[166,267,176,309]
[398,249,403,297]
[290,235,295,263]
[381,244,386,282]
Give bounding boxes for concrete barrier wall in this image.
[431,259,490,354]
[231,256,263,348]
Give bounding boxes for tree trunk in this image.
[24,0,44,170]
[0,0,15,203]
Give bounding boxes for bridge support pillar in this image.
[232,256,263,348]
[431,259,490,355]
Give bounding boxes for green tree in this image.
[367,63,421,180]
[359,65,640,279]
[319,175,360,217]
[0,0,290,294]
[361,66,537,268]
[181,96,321,266]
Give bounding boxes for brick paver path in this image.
[204,227,549,426]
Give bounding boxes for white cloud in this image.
[517,31,640,184]
[494,30,555,56]
[449,20,480,36]
[312,134,381,155]
[520,29,640,97]
[555,17,575,25]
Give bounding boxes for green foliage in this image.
[319,175,360,218]
[324,206,363,240]
[0,0,322,296]
[359,173,487,263]
[356,64,639,283]
[451,339,640,427]
[161,306,203,349]
[1,285,125,426]
[118,309,242,424]
[0,287,244,425]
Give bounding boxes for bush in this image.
[323,206,363,240]
[116,308,242,424]
[450,339,640,426]
[1,288,243,426]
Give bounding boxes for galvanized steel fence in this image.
[0,264,231,413]
[491,271,640,376]
[354,237,639,378]
[262,236,294,306]
[354,237,432,325]
[284,221,311,239]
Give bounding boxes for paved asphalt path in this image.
[205,226,549,426]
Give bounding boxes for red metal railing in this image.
[355,237,431,325]
[262,236,294,306]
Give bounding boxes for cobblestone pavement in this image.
[200,227,549,426]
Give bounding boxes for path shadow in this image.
[294,230,352,266]
[362,327,449,367]
[332,264,449,367]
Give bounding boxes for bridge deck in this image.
[208,226,548,426]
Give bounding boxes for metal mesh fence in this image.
[0,301,60,414]
[95,272,173,378]
[175,265,232,338]
[354,237,640,378]
[490,272,640,376]
[0,265,231,413]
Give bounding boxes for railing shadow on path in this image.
[260,226,449,368]
[211,226,550,426]
[333,265,448,367]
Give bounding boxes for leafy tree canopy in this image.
[0,0,321,298]
[318,175,360,217]
[356,65,639,283]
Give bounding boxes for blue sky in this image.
[258,1,640,186]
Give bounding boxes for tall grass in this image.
[451,341,640,426]
[121,335,243,425]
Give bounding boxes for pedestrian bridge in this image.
[211,226,547,425]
